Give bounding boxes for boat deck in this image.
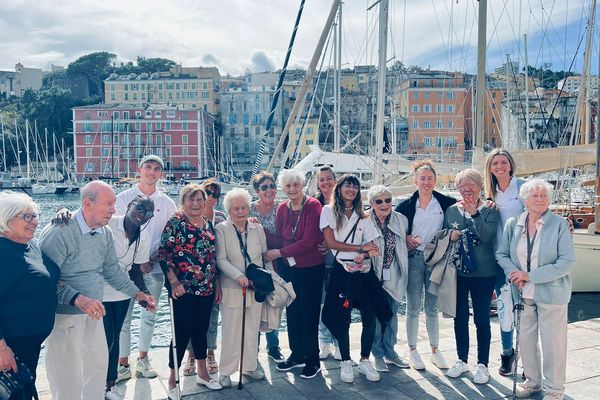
[35,313,600,399]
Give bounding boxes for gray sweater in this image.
[39,210,139,314]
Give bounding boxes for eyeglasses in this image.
[259,183,277,191]
[342,183,360,190]
[205,189,221,199]
[135,204,154,218]
[458,183,480,191]
[374,198,392,205]
[17,213,39,222]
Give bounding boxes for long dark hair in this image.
[332,174,365,231]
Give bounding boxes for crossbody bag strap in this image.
[333,216,361,258]
[233,223,251,269]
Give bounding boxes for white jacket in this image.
[260,271,296,331]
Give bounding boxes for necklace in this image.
[344,206,353,211]
[188,216,206,228]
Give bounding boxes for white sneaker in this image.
[446,360,469,378]
[358,359,380,382]
[105,386,127,400]
[116,364,131,383]
[430,350,449,369]
[374,358,389,372]
[340,360,354,383]
[515,383,542,398]
[136,356,158,378]
[410,349,426,370]
[319,343,332,359]
[333,346,342,361]
[543,393,564,400]
[473,363,489,384]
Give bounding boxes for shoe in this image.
[446,360,469,378]
[105,386,127,400]
[167,387,179,400]
[358,359,380,382]
[374,358,389,372]
[333,346,342,361]
[219,375,232,388]
[276,358,306,371]
[319,343,332,359]
[515,383,542,398]
[135,356,158,378]
[196,376,222,390]
[473,363,489,384]
[183,358,196,376]
[410,350,426,370]
[340,360,354,383]
[543,393,564,400]
[116,364,131,383]
[430,350,449,369]
[499,350,515,376]
[384,355,410,369]
[268,347,285,363]
[300,364,321,379]
[243,368,265,380]
[207,353,219,374]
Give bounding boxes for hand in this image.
[450,229,462,241]
[354,253,365,264]
[214,282,222,304]
[509,270,529,285]
[139,262,153,274]
[0,341,17,373]
[74,295,106,320]
[460,198,479,215]
[362,242,378,253]
[171,281,186,300]
[406,235,421,250]
[248,217,261,224]
[135,292,156,312]
[564,216,574,234]
[51,208,71,226]
[263,249,281,261]
[236,275,249,288]
[317,240,328,255]
[484,199,498,210]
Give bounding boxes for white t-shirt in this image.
[413,196,444,251]
[319,205,380,263]
[103,216,151,302]
[495,178,524,245]
[116,184,177,274]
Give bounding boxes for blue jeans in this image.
[371,291,399,359]
[119,272,164,357]
[495,266,514,352]
[206,303,219,351]
[406,252,439,348]
[258,330,280,350]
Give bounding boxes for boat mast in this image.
[25,120,30,179]
[334,2,342,152]
[0,114,6,172]
[593,0,599,234]
[472,0,487,169]
[373,0,388,185]
[524,34,530,148]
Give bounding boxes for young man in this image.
[117,155,178,381]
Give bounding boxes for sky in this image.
[0,0,597,76]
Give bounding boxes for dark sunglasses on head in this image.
[135,204,154,218]
[205,189,221,199]
[259,183,277,191]
[17,213,39,222]
[374,198,392,205]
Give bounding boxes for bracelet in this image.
[359,245,363,253]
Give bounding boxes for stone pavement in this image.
[35,314,600,399]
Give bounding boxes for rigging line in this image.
[526,0,570,71]
[401,0,407,64]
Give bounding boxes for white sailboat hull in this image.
[572,230,600,292]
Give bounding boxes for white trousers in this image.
[219,300,262,376]
[45,313,108,400]
[520,298,568,396]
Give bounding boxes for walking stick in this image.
[512,290,523,400]
[238,286,248,390]
[168,296,182,400]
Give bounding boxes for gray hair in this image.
[278,169,305,188]
[367,185,392,203]
[0,191,39,233]
[223,188,252,213]
[80,180,113,204]
[455,168,483,187]
[519,178,554,202]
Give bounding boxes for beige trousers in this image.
[45,313,108,400]
[219,299,262,376]
[519,298,567,395]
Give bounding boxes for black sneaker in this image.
[300,364,321,379]
[268,347,285,363]
[498,350,515,376]
[276,359,306,371]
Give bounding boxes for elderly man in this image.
[117,155,177,381]
[40,180,155,400]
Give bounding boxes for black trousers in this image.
[6,334,46,400]
[103,299,132,382]
[280,263,325,368]
[168,293,215,369]
[454,275,496,366]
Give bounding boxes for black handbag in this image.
[0,357,35,400]
[234,225,275,302]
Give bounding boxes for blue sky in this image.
[0,0,596,76]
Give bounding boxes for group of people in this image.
[0,150,573,400]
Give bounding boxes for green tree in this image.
[136,56,176,73]
[67,52,117,100]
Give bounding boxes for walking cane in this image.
[238,286,247,390]
[168,296,182,400]
[512,290,524,400]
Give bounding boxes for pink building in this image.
[72,104,216,180]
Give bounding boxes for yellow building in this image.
[287,119,320,161]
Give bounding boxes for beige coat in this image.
[260,272,296,332]
[424,228,457,318]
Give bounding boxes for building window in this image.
[244,143,250,152]
[166,122,171,130]
[411,91,419,99]
[423,137,432,147]
[102,148,109,157]
[424,120,432,129]
[165,135,171,144]
[102,135,110,144]
[492,117,496,124]
[84,111,91,120]
[411,120,419,129]
[85,135,92,144]
[182,147,189,156]
[167,110,175,118]
[424,92,430,99]
[85,148,92,157]
[448,120,454,128]
[181,161,190,169]
[85,163,94,172]
[446,104,455,113]
[83,123,93,132]
[436,120,443,128]
[182,135,188,144]
[182,122,188,130]
[110,93,116,101]
[446,92,456,99]
[437,91,443,99]
[244,127,249,137]
[423,104,432,113]
[230,127,235,137]
[155,111,162,118]
[436,104,443,112]
[411,105,420,113]
[255,127,260,136]
[436,137,443,147]
[104,163,111,172]
[446,137,456,147]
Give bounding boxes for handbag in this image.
[234,225,274,302]
[497,283,514,332]
[0,358,35,400]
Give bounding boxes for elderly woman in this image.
[497,179,574,400]
[0,191,60,400]
[444,169,499,385]
[395,160,455,370]
[160,184,222,395]
[264,169,325,379]
[249,171,284,363]
[320,175,383,384]
[367,185,410,373]
[215,188,268,388]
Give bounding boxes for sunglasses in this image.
[205,189,221,199]
[259,183,277,191]
[135,204,154,218]
[374,198,392,205]
[17,213,40,222]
